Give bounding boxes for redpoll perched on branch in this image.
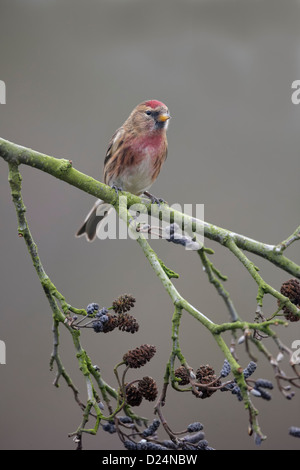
[76,100,170,242]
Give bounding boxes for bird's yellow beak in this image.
[157,113,171,122]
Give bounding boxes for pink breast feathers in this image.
[132,133,164,160]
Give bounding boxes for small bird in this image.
[76,100,171,241]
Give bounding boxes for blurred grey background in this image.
[0,0,299,450]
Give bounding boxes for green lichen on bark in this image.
[2,136,300,446]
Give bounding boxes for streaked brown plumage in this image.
[76,100,170,241]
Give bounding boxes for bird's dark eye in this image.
[145,110,152,116]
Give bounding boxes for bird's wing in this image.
[104,127,125,165]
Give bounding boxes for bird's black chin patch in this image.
[155,121,166,130]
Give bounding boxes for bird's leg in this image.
[111,184,123,195]
[143,190,167,206]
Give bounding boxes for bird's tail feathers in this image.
[75,199,113,242]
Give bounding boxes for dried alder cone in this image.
[125,384,143,407]
[117,313,139,333]
[138,376,158,402]
[125,377,158,407]
[101,313,139,333]
[175,366,190,385]
[123,344,156,369]
[174,364,222,399]
[86,296,139,333]
[112,294,136,313]
[100,314,119,333]
[279,278,300,322]
[194,365,222,399]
